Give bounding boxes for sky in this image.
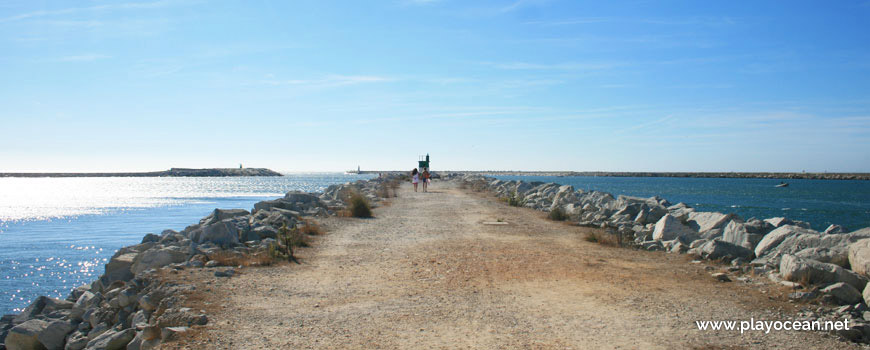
[1,0,869,173]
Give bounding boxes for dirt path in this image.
[177,181,856,349]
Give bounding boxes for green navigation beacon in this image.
[418,154,430,171]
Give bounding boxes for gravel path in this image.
[175,181,859,349]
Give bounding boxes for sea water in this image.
[493,176,870,232]
[0,173,375,314]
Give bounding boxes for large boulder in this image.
[12,297,73,325]
[131,246,188,275]
[756,226,866,267]
[652,214,698,241]
[190,218,244,247]
[200,208,250,226]
[850,238,870,278]
[779,254,867,290]
[36,320,75,350]
[820,282,863,305]
[697,240,754,261]
[667,203,694,222]
[721,221,764,250]
[687,212,739,235]
[102,253,137,285]
[754,225,814,260]
[85,328,135,350]
[5,319,49,350]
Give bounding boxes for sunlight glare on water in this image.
[0,173,374,314]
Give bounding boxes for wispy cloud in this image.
[485,61,622,71]
[500,0,550,13]
[258,75,395,88]
[55,54,112,62]
[0,0,193,23]
[524,16,737,27]
[402,0,442,5]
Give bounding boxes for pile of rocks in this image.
[448,173,870,343]
[319,175,399,208]
[0,176,391,350]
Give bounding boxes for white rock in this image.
[779,254,867,290]
[687,212,738,234]
[849,238,870,279]
[754,225,814,259]
[652,214,698,241]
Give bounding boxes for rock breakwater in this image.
[448,173,870,343]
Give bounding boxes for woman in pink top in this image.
[411,168,419,192]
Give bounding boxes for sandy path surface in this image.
[176,181,856,349]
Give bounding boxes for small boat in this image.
[775,182,789,188]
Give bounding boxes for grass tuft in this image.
[583,231,621,247]
[548,207,568,221]
[349,193,373,218]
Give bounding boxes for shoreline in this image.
[0,167,283,178]
[353,170,870,180]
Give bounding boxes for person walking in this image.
[411,168,419,192]
[422,169,430,192]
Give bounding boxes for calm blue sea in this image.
[494,176,870,232]
[0,173,375,315]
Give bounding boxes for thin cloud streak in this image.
[0,0,194,23]
[55,54,112,62]
[258,75,395,88]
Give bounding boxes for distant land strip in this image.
[0,168,283,178]
[354,170,870,180]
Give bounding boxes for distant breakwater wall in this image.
[0,168,283,178]
[356,170,870,180]
[353,170,870,180]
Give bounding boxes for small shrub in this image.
[548,207,568,221]
[349,193,373,218]
[505,191,525,207]
[270,223,308,264]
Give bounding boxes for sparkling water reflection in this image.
[0,173,374,314]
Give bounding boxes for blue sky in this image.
[1,0,869,172]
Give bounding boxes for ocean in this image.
[0,173,375,314]
[493,175,870,232]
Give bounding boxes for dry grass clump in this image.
[583,231,622,247]
[548,207,568,221]
[209,250,274,267]
[349,193,373,218]
[298,218,324,236]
